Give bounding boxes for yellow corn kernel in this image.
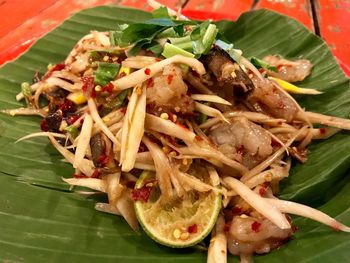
[119,66,131,76]
[67,91,87,105]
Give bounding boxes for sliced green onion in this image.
[117,88,130,102]
[162,43,195,58]
[109,31,116,46]
[202,24,218,54]
[21,82,32,98]
[169,35,191,45]
[215,39,242,62]
[175,41,193,51]
[250,57,277,72]
[64,125,79,139]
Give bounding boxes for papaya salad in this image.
[3,1,350,262]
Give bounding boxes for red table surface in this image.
[1,0,349,76]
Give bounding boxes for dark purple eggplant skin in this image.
[90,133,106,168]
[201,47,255,97]
[45,110,63,132]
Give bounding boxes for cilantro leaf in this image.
[152,6,171,19]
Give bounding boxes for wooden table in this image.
[1,0,349,75]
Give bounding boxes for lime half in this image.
[134,169,222,248]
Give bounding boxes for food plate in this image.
[0,6,349,262]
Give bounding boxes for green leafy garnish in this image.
[94,62,120,86]
[187,22,218,57]
[162,43,194,58]
[250,57,278,72]
[152,6,171,19]
[109,24,128,46]
[108,7,196,56]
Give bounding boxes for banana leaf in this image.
[0,6,349,262]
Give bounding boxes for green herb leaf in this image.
[109,24,128,47]
[250,56,278,72]
[94,62,120,86]
[152,6,170,19]
[144,41,163,56]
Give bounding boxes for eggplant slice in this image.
[201,47,255,98]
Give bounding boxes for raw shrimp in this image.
[146,64,194,113]
[209,117,273,169]
[263,55,312,82]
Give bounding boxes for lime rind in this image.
[134,171,222,248]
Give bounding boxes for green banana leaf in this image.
[0,6,349,262]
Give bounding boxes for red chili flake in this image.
[231,206,242,215]
[120,107,127,114]
[81,76,95,97]
[102,82,114,94]
[40,119,49,131]
[155,58,161,62]
[73,174,88,178]
[251,221,261,233]
[320,128,326,135]
[51,63,65,72]
[97,154,109,166]
[59,99,76,115]
[237,145,245,155]
[167,112,175,122]
[66,115,80,125]
[195,135,203,142]
[188,224,198,234]
[167,74,174,85]
[144,68,151,75]
[131,185,153,202]
[176,121,187,130]
[42,63,65,80]
[146,78,154,88]
[259,186,267,196]
[224,223,231,233]
[90,88,96,98]
[91,169,101,178]
[271,139,281,148]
